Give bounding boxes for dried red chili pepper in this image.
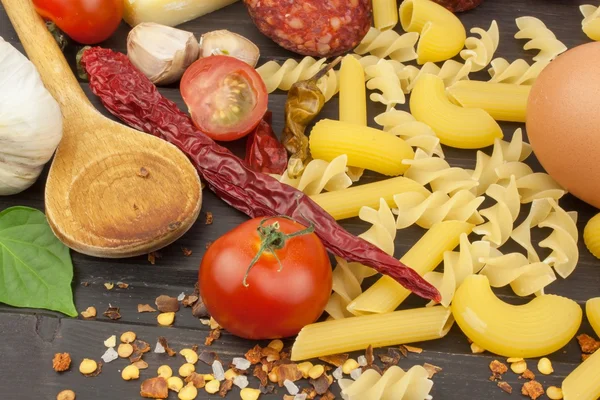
[80,47,440,302]
[245,112,287,175]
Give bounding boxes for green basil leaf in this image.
[0,206,76,317]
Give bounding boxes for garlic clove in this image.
[127,22,199,85]
[199,30,260,67]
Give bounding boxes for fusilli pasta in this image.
[339,365,433,400]
[276,155,352,195]
[538,199,579,279]
[580,4,600,41]
[374,109,444,158]
[488,57,549,85]
[406,59,472,92]
[473,176,521,247]
[354,27,420,63]
[460,20,500,72]
[515,16,567,62]
[495,162,566,202]
[403,149,477,195]
[365,59,408,108]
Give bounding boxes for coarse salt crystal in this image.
[357,356,367,366]
[177,292,185,301]
[284,379,299,395]
[333,366,343,380]
[101,347,119,363]
[294,394,308,400]
[212,360,225,381]
[154,341,166,353]
[232,357,251,370]
[350,368,362,380]
[233,375,249,389]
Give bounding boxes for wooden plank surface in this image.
[1,0,599,399]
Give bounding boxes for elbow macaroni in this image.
[355,27,419,63]
[586,297,600,338]
[452,275,582,358]
[339,366,433,400]
[584,213,600,259]
[580,4,600,41]
[515,16,567,62]
[460,20,500,72]
[410,74,503,149]
[400,0,467,64]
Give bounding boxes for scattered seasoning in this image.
[140,376,169,399]
[104,282,114,290]
[205,328,222,346]
[398,345,409,358]
[138,304,157,313]
[274,364,303,387]
[218,378,233,397]
[522,380,545,400]
[56,389,76,400]
[404,345,423,354]
[489,360,508,381]
[80,306,97,318]
[423,363,443,379]
[82,361,103,377]
[52,353,71,372]
[104,335,117,348]
[80,47,441,302]
[245,112,287,175]
[253,365,268,386]
[582,353,591,361]
[205,211,213,225]
[318,354,349,368]
[320,391,336,400]
[185,373,206,389]
[155,295,180,313]
[259,384,275,394]
[309,374,331,395]
[148,252,157,265]
[378,348,402,369]
[157,337,176,357]
[365,345,374,366]
[192,300,208,318]
[182,247,193,256]
[577,333,600,354]
[246,346,263,365]
[497,381,513,394]
[182,295,199,308]
[81,281,90,287]
[521,369,536,380]
[130,340,151,363]
[103,305,121,320]
[117,281,129,289]
[137,167,150,178]
[133,360,149,370]
[199,351,219,365]
[101,347,119,363]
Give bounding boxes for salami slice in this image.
[432,0,483,12]
[244,0,372,57]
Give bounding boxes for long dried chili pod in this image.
[80,48,440,302]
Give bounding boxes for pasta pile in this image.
[515,16,567,62]
[580,4,600,41]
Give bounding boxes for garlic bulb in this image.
[127,22,200,85]
[0,37,63,196]
[200,30,260,67]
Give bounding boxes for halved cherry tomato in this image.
[198,217,332,340]
[33,0,123,45]
[180,55,268,142]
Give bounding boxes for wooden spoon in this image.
[2,0,202,257]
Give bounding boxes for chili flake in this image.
[318,354,349,368]
[138,304,157,313]
[497,381,513,394]
[157,337,176,357]
[522,380,544,400]
[155,295,180,313]
[205,212,213,225]
[218,378,233,397]
[423,363,442,379]
[253,365,268,386]
[577,333,600,354]
[205,328,221,346]
[521,369,536,380]
[140,377,168,399]
[52,353,71,372]
[182,247,193,256]
[103,305,121,320]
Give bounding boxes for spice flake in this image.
[52,353,71,372]
[522,380,544,400]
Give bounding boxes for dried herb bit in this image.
[577,333,600,354]
[423,363,442,379]
[259,384,275,394]
[398,345,409,358]
[130,340,151,363]
[137,167,150,178]
[182,295,199,307]
[253,365,268,387]
[205,328,221,346]
[246,345,263,365]
[404,345,423,354]
[489,360,508,381]
[103,305,121,320]
[52,353,71,372]
[497,381,513,394]
[521,369,535,380]
[185,372,206,389]
[148,251,161,264]
[205,212,213,225]
[155,295,180,313]
[138,304,157,313]
[133,360,149,370]
[522,380,544,400]
[378,348,402,368]
[365,345,375,366]
[309,374,331,395]
[117,281,129,289]
[218,378,233,397]
[320,391,336,400]
[140,376,169,399]
[191,299,209,318]
[199,350,219,366]
[318,353,349,368]
[157,337,176,357]
[182,247,193,257]
[273,363,302,387]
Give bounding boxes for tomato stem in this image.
[242,216,315,287]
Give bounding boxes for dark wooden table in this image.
[1,1,599,399]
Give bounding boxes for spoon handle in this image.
[1,0,94,121]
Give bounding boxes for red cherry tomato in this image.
[199,217,332,340]
[33,0,123,45]
[181,55,268,142]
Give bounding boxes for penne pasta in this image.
[586,297,600,338]
[347,220,473,315]
[290,306,453,360]
[452,275,582,358]
[400,0,466,64]
[310,177,430,221]
[446,80,531,123]
[309,119,415,176]
[562,347,600,400]
[410,74,503,149]
[373,0,399,31]
[339,55,367,126]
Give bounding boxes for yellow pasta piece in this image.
[309,119,414,176]
[339,55,367,126]
[339,366,433,400]
[488,57,549,85]
[290,306,453,360]
[515,16,567,62]
[347,221,473,316]
[410,74,503,149]
[355,28,419,63]
[375,110,444,158]
[400,0,467,64]
[586,297,600,338]
[452,275,582,358]
[460,20,499,72]
[562,343,600,400]
[447,80,531,123]
[276,155,352,195]
[583,213,600,259]
[373,0,399,31]
[580,4,600,41]
[407,59,472,93]
[310,177,429,221]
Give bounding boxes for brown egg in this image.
[527,42,600,208]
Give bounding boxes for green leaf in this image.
[0,206,77,317]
